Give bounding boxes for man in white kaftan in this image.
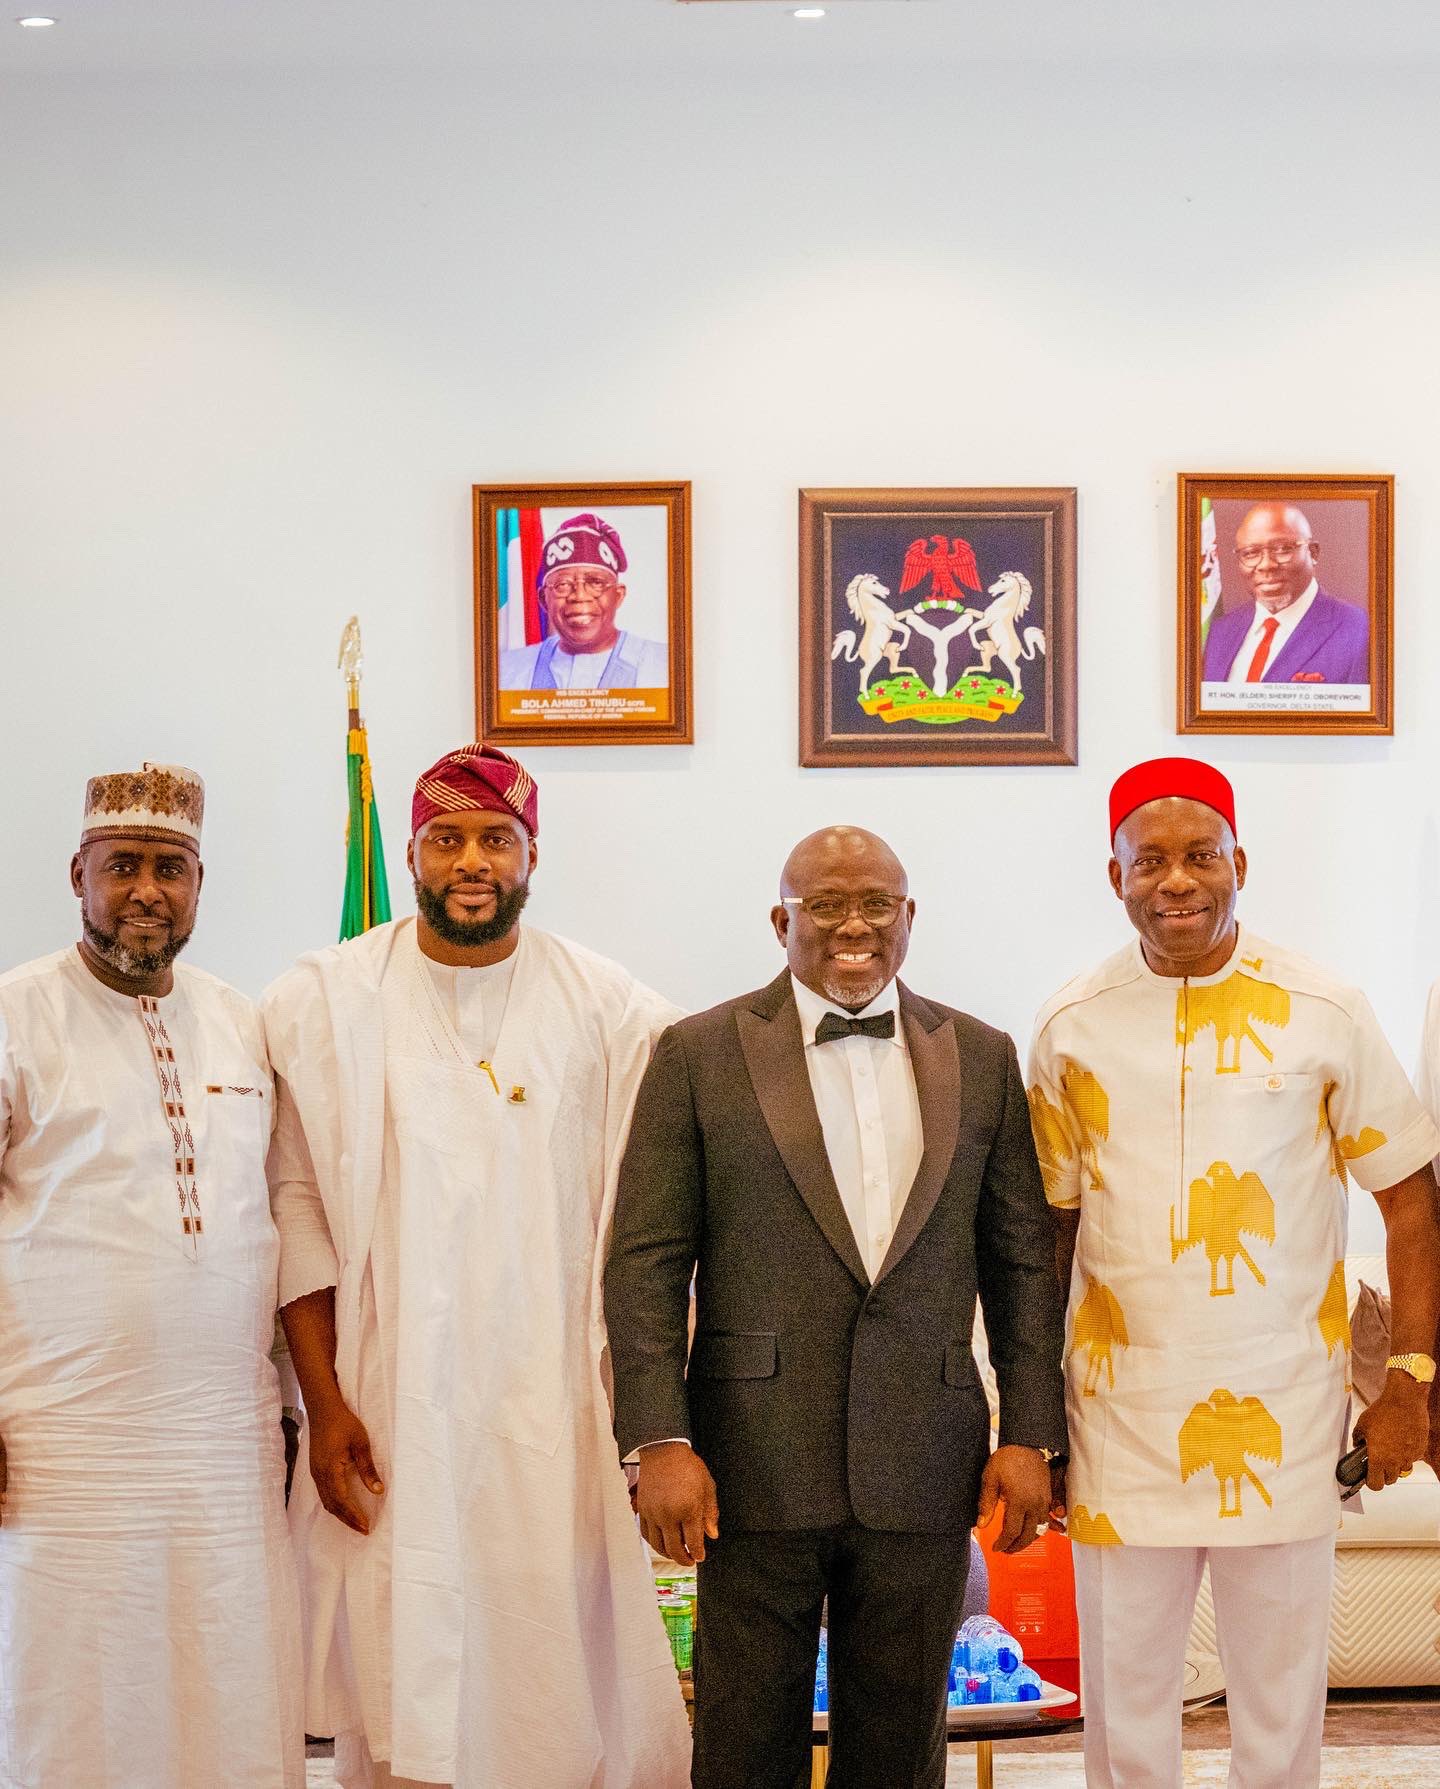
[1029,758,1440,1789]
[265,743,690,1789]
[0,764,302,1789]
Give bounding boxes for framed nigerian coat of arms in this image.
[799,487,1077,767]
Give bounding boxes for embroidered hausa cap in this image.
[412,742,539,839]
[537,512,628,588]
[1108,757,1237,844]
[81,763,205,854]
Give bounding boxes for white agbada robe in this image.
[262,919,692,1789]
[0,948,304,1789]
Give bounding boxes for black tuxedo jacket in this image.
[603,972,1067,1535]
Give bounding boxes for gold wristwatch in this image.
[1386,1352,1437,1385]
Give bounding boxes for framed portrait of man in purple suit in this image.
[1177,473,1393,736]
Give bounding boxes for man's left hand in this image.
[977,1445,1054,1554]
[1354,1378,1430,1490]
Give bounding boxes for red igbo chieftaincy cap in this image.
[536,513,628,589]
[1108,757,1236,845]
[412,744,539,838]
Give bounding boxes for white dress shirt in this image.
[1225,578,1319,682]
[790,973,924,1281]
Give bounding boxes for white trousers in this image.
[1073,1534,1336,1789]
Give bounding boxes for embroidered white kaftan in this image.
[0,948,303,1789]
[1027,930,1439,1550]
[262,919,691,1789]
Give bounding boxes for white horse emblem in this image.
[960,573,1046,693]
[830,574,918,693]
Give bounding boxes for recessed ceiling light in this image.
[17,15,58,25]
[793,6,826,16]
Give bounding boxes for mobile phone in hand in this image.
[1336,1442,1367,1500]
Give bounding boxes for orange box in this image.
[974,1508,1079,1658]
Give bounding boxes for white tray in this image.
[944,1680,1078,1728]
[811,1679,1077,1732]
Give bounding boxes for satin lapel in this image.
[736,979,870,1288]
[875,990,961,1284]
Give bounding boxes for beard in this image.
[414,877,529,948]
[82,914,192,979]
[819,971,887,1010]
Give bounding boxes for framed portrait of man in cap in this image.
[1177,472,1394,736]
[473,480,692,746]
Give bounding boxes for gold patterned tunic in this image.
[1027,929,1439,1548]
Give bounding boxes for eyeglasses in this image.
[1236,540,1308,570]
[543,572,617,600]
[781,893,906,929]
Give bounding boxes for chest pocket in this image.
[1197,1070,1325,1188]
[198,1083,274,1253]
[202,1083,270,1144]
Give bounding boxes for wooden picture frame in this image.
[473,481,693,747]
[799,486,1077,767]
[1177,473,1393,736]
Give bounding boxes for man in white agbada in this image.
[0,763,303,1788]
[264,742,691,1789]
[1029,758,1440,1789]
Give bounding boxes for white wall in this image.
[4,42,1439,1248]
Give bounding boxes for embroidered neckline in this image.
[137,994,203,1257]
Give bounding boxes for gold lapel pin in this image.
[508,1085,527,1105]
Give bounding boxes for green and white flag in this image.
[338,618,392,941]
[1199,496,1222,649]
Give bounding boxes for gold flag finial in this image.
[338,616,363,712]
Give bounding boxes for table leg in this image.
[810,1743,829,1787]
[974,1738,994,1789]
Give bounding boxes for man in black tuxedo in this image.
[603,826,1068,1789]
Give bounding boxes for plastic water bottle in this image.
[990,1662,1044,1704]
[813,1629,828,1714]
[957,1615,1022,1678]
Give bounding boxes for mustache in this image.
[414,877,529,947]
[83,914,190,976]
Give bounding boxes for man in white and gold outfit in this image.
[265,742,690,1789]
[0,765,303,1787]
[1029,757,1440,1789]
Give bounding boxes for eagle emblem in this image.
[1179,1389,1282,1519]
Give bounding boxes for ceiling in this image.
[3,0,1439,77]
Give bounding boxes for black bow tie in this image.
[814,1010,896,1046]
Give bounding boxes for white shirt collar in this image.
[791,972,903,1048]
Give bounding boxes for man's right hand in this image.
[636,1441,719,1566]
[307,1399,384,1535]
